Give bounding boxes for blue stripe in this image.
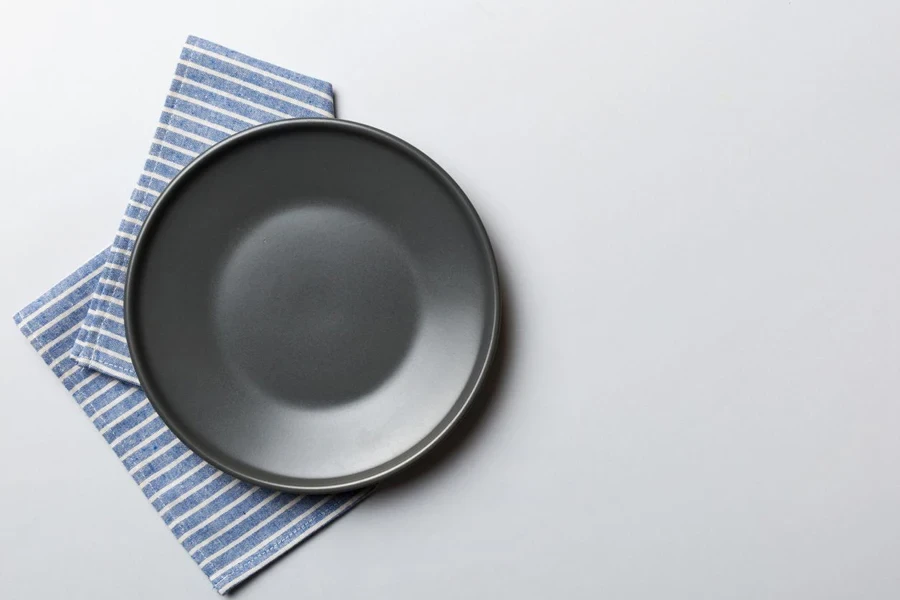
[93,318,126,339]
[149,143,194,165]
[112,234,134,252]
[143,157,182,181]
[91,334,129,359]
[142,452,206,497]
[97,284,125,303]
[124,209,148,226]
[90,389,143,426]
[51,357,79,377]
[173,81,296,123]
[153,127,210,155]
[63,369,94,389]
[164,93,256,131]
[113,416,164,457]
[159,473,232,525]
[83,381,132,414]
[100,398,154,441]
[131,188,160,206]
[30,319,81,353]
[83,296,123,316]
[159,111,230,145]
[121,429,177,470]
[40,330,80,361]
[132,443,191,483]
[152,463,219,510]
[72,377,108,403]
[81,345,134,373]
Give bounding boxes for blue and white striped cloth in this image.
[13,36,370,594]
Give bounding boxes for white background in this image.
[2,1,900,598]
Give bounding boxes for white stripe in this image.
[111,413,159,447]
[161,107,236,135]
[160,471,224,516]
[105,261,128,273]
[88,308,124,324]
[79,379,118,406]
[134,186,159,197]
[37,321,82,352]
[168,478,241,527]
[191,492,282,558]
[183,44,333,102]
[128,437,181,474]
[141,450,195,490]
[207,496,332,580]
[215,491,365,593]
[140,446,196,490]
[74,340,131,364]
[179,60,331,117]
[168,91,261,127]
[151,137,200,158]
[146,154,185,170]
[96,294,124,306]
[119,425,168,462]
[97,398,149,435]
[68,372,99,395]
[99,278,125,289]
[47,352,71,370]
[197,495,310,568]
[140,169,172,184]
[157,122,217,146]
[17,264,104,328]
[116,232,137,242]
[109,247,132,257]
[148,462,207,504]
[128,199,152,211]
[90,387,139,421]
[81,324,127,345]
[176,485,260,542]
[58,364,82,382]
[174,75,307,120]
[88,364,141,390]
[26,295,93,341]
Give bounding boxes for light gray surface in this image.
[2,1,900,598]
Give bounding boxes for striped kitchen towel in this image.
[71,35,336,382]
[13,36,371,594]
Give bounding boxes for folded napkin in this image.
[13,36,370,594]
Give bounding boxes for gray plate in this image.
[125,119,500,493]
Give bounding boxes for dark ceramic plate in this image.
[125,119,500,493]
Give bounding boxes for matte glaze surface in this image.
[126,120,500,492]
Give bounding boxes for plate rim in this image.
[124,118,501,493]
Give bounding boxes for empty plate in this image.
[125,119,500,493]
